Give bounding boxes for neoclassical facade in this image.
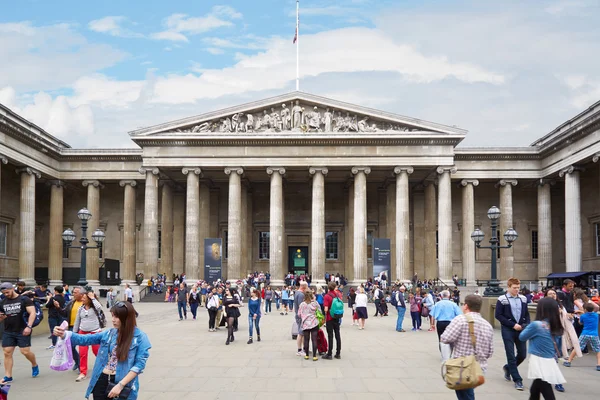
[1,92,599,287]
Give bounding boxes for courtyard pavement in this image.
[8,301,600,399]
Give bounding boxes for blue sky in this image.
[1,0,599,148]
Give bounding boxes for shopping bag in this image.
[49,321,74,371]
[0,385,10,400]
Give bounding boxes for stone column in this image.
[497,179,517,279]
[385,181,397,280]
[352,167,370,284]
[537,179,553,280]
[267,167,286,285]
[461,179,479,285]
[48,180,65,286]
[119,180,137,282]
[424,183,437,280]
[0,156,7,216]
[199,181,211,280]
[225,167,243,281]
[345,183,354,282]
[394,166,413,282]
[82,180,103,286]
[559,166,583,272]
[17,167,40,285]
[436,167,456,281]
[182,168,201,280]
[309,167,328,287]
[139,167,159,278]
[160,182,174,282]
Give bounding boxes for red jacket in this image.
[323,290,342,322]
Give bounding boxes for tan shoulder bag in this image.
[442,315,485,390]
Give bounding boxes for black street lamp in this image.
[62,207,106,287]
[471,206,518,297]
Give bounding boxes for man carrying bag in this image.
[440,294,494,400]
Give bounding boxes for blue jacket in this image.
[495,294,530,329]
[67,327,151,400]
[519,320,556,359]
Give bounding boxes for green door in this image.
[288,246,308,275]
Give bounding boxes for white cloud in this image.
[88,16,143,38]
[0,21,126,92]
[151,6,242,42]
[0,86,17,109]
[205,47,225,55]
[544,0,591,15]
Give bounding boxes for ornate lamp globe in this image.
[91,229,106,243]
[487,206,501,221]
[77,207,92,221]
[504,228,518,244]
[470,228,485,245]
[62,228,76,243]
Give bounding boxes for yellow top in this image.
[70,300,83,326]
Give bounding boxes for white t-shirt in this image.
[125,288,133,300]
[355,293,368,308]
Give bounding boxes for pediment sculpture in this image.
[175,100,420,134]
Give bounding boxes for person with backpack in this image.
[0,282,40,384]
[373,284,385,317]
[393,286,407,332]
[73,289,105,382]
[323,282,343,359]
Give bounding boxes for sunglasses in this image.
[114,302,127,308]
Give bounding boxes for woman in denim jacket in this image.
[519,297,565,399]
[54,301,151,400]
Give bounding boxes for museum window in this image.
[595,223,600,256]
[497,230,501,259]
[223,230,228,259]
[531,230,538,260]
[435,230,439,260]
[326,231,338,260]
[259,232,270,260]
[0,222,7,256]
[367,230,373,260]
[157,230,162,259]
[62,241,69,259]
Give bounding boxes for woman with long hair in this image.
[354,286,368,330]
[247,288,262,344]
[72,289,103,382]
[264,286,273,314]
[298,290,320,361]
[519,297,565,399]
[54,301,151,400]
[188,284,200,320]
[223,287,241,345]
[408,292,422,331]
[206,287,220,332]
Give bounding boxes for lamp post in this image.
[62,207,106,287]
[471,206,518,297]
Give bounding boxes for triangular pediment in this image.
[129,92,466,137]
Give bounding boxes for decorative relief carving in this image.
[173,101,421,134]
[266,167,286,176]
[351,166,371,175]
[309,167,328,176]
[436,166,457,175]
[394,166,414,175]
[460,179,479,187]
[82,180,104,189]
[181,168,202,176]
[139,167,160,175]
[16,167,41,179]
[224,167,244,176]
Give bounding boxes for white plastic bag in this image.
[50,320,74,371]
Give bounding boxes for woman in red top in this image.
[322,282,342,359]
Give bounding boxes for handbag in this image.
[441,315,485,390]
[106,382,132,399]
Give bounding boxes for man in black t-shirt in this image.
[0,282,39,384]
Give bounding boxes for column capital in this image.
[82,180,104,189]
[225,167,244,175]
[309,167,328,176]
[536,178,555,187]
[139,167,160,175]
[593,153,600,163]
[182,167,202,176]
[47,180,66,188]
[267,167,286,176]
[496,179,518,188]
[0,155,7,165]
[436,166,457,175]
[394,166,414,175]
[119,180,138,188]
[15,167,41,179]
[559,165,585,178]
[460,179,479,187]
[351,166,371,175]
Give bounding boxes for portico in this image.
[1,93,600,287]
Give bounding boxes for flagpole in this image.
[296,0,299,91]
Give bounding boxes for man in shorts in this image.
[0,282,39,384]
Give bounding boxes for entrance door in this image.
[288,246,309,275]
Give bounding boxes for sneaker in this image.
[75,374,86,382]
[334,354,341,359]
[313,357,318,361]
[32,365,39,378]
[563,361,572,367]
[411,328,416,331]
[322,354,333,360]
[397,329,406,332]
[296,350,305,356]
[554,384,565,392]
[247,338,253,344]
[596,365,600,371]
[46,345,55,350]
[304,355,309,360]
[515,382,524,391]
[503,365,511,381]
[0,377,13,384]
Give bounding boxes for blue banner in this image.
[204,238,222,283]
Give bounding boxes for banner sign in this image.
[204,238,222,283]
[373,238,391,280]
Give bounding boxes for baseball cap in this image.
[0,282,14,290]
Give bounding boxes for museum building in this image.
[0,91,599,289]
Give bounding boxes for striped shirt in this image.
[440,312,494,372]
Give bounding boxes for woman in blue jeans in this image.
[247,289,262,344]
[264,286,273,314]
